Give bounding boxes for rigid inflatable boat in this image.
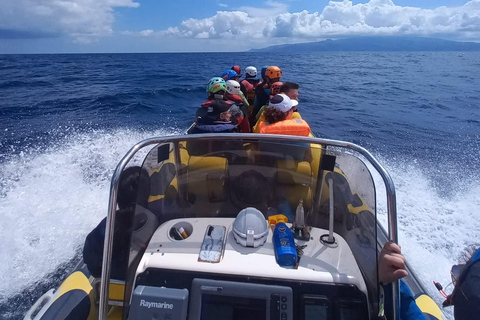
[24,134,444,320]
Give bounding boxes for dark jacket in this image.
[453,249,480,320]
[82,217,130,280]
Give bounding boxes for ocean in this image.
[1,52,479,319]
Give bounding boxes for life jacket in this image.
[225,93,243,104]
[257,118,310,136]
[201,99,233,108]
[241,80,254,93]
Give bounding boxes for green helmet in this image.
[207,77,227,94]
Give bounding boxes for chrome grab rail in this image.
[99,133,398,320]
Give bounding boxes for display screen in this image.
[305,304,328,320]
[201,294,266,320]
[339,304,363,320]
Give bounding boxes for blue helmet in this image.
[221,69,238,81]
[261,66,269,80]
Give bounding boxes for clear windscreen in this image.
[121,136,381,318]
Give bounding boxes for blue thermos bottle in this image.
[273,223,297,267]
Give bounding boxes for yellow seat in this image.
[186,156,228,216]
[275,160,313,209]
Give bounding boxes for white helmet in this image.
[226,80,241,95]
[245,66,257,78]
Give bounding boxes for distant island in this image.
[249,36,480,52]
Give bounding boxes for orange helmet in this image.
[265,66,282,80]
[270,82,283,95]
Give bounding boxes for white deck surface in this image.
[136,218,367,295]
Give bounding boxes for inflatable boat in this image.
[24,133,444,320]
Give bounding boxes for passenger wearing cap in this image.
[253,94,305,134]
[280,82,300,112]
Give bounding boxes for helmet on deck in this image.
[222,69,238,81]
[226,80,241,95]
[270,82,283,95]
[245,66,257,78]
[207,77,227,93]
[265,66,282,80]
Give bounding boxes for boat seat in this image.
[186,156,228,217]
[274,160,313,209]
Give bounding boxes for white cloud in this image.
[0,0,139,41]
[128,0,480,42]
[219,3,228,8]
[238,1,289,18]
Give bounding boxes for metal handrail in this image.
[99,133,398,320]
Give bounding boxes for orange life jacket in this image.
[257,118,310,136]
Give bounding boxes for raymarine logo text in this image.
[140,299,174,309]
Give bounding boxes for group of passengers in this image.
[187,65,311,137]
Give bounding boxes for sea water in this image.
[1,52,479,319]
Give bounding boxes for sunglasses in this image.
[450,264,466,286]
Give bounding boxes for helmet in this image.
[231,65,241,75]
[207,77,227,93]
[265,66,282,80]
[221,69,238,81]
[232,207,269,248]
[261,66,269,79]
[245,66,257,78]
[270,82,283,95]
[226,80,241,95]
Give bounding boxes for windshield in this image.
[113,135,386,319]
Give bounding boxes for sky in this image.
[0,0,479,53]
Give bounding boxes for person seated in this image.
[241,66,260,107]
[280,82,300,112]
[194,77,234,122]
[82,166,150,280]
[255,81,293,122]
[226,80,250,133]
[254,94,310,137]
[188,99,237,134]
[253,66,282,119]
[443,246,480,319]
[226,79,249,107]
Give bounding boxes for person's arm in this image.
[379,241,408,284]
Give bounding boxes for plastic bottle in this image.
[295,199,305,228]
[273,222,297,267]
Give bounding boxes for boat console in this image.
[128,218,369,319]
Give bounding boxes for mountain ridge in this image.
[249,36,480,52]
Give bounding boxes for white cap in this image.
[269,94,293,112]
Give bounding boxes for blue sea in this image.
[1,52,479,319]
